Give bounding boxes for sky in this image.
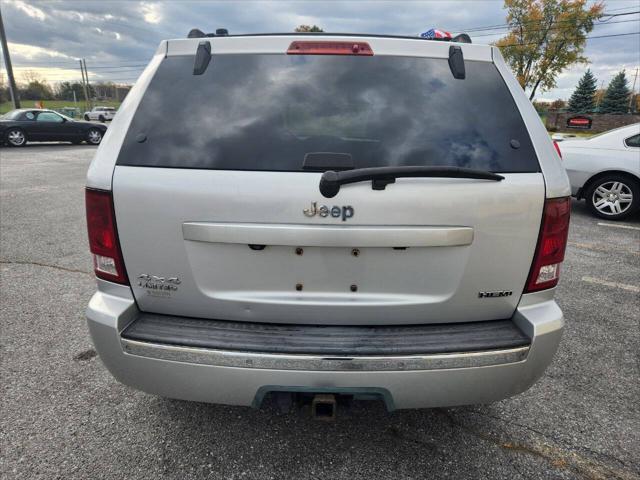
[0,0,639,101]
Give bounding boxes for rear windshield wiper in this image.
[319,166,504,198]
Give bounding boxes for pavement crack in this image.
[485,414,636,472]
[436,409,638,480]
[0,259,91,275]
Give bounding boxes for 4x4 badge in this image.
[138,274,181,291]
[304,202,354,221]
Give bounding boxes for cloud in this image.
[140,2,162,24]
[7,42,75,60]
[5,0,45,21]
[0,0,638,96]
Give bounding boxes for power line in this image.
[500,30,640,47]
[454,10,639,33]
[87,64,147,69]
[8,59,148,66]
[471,18,640,38]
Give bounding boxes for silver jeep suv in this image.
[85,32,570,412]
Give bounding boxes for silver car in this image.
[559,123,640,220]
[85,32,570,414]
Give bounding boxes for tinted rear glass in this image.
[118,54,539,172]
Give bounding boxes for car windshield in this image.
[56,112,74,121]
[118,54,539,173]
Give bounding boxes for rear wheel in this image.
[84,114,90,121]
[86,128,103,145]
[99,115,105,122]
[585,174,639,220]
[6,128,26,147]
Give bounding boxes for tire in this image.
[584,174,640,220]
[99,115,105,123]
[84,114,90,121]
[6,128,27,147]
[86,128,103,145]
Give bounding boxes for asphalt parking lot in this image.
[1,144,639,480]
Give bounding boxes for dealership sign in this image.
[566,115,592,129]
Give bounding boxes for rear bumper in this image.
[86,282,563,410]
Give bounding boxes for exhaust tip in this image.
[311,393,337,421]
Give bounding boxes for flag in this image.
[420,29,452,40]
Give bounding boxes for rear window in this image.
[118,54,539,172]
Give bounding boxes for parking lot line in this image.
[581,276,640,293]
[597,222,640,231]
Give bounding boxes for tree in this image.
[599,71,631,114]
[550,98,566,110]
[567,69,597,113]
[54,81,95,101]
[21,70,44,84]
[495,0,604,100]
[294,25,323,32]
[19,80,54,101]
[0,73,8,103]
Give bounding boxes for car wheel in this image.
[86,128,103,145]
[99,115,105,123]
[84,114,90,121]
[6,128,27,147]
[585,174,640,220]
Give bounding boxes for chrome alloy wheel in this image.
[591,181,633,216]
[7,129,26,146]
[87,129,102,145]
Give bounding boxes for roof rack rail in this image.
[185,31,471,43]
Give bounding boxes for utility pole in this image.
[628,68,638,113]
[0,5,20,108]
[79,59,89,112]
[82,58,91,109]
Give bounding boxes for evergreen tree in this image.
[567,69,597,113]
[600,71,631,114]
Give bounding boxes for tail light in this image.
[287,41,373,56]
[85,188,128,284]
[553,140,562,159]
[525,197,570,293]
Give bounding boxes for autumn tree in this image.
[295,25,324,32]
[599,71,631,114]
[495,0,604,100]
[567,69,597,113]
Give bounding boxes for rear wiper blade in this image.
[319,166,504,198]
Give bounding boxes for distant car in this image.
[84,106,117,122]
[0,109,107,147]
[559,123,640,220]
[551,133,577,141]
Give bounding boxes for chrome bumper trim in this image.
[121,338,530,371]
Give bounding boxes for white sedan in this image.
[558,123,640,220]
[84,106,116,122]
